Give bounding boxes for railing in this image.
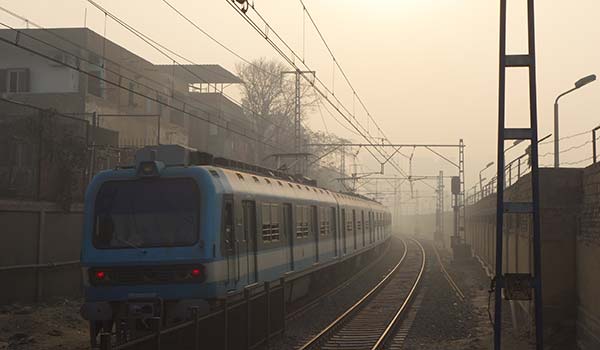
[467,157,530,206]
[593,126,600,164]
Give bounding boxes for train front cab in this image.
[80,162,222,344]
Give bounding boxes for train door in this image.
[283,204,294,271]
[331,207,338,256]
[242,201,257,284]
[223,197,237,287]
[311,206,319,263]
[341,208,347,255]
[352,210,357,250]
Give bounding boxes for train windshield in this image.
[93,178,200,249]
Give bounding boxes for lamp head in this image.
[575,74,596,89]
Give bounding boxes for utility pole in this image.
[495,0,543,348]
[415,189,419,236]
[458,139,466,244]
[282,70,315,175]
[435,170,444,246]
[340,144,346,190]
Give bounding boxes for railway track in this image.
[286,238,394,322]
[297,238,426,350]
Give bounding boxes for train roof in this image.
[133,145,387,209]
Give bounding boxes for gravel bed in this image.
[402,242,485,350]
[266,236,407,350]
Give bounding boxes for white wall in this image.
[1,49,79,93]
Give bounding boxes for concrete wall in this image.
[577,163,600,349]
[466,168,582,348]
[0,200,82,304]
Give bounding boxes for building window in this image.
[5,68,30,93]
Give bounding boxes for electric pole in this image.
[282,70,315,175]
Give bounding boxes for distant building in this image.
[0,27,256,162]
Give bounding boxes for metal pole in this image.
[528,0,544,346]
[91,111,97,177]
[295,72,301,174]
[157,114,161,145]
[479,172,484,192]
[593,128,598,163]
[554,102,559,168]
[495,1,508,348]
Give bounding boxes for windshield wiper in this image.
[115,236,147,254]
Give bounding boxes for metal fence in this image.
[0,98,155,206]
[467,127,600,205]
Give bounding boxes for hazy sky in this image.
[2,0,600,208]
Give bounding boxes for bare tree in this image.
[236,58,319,162]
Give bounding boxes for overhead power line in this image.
[84,1,298,134]
[226,1,410,178]
[0,21,285,151]
[0,5,292,138]
[298,0,391,145]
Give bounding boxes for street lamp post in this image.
[554,74,596,168]
[479,161,494,192]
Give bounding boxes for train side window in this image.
[270,204,280,242]
[296,205,309,238]
[296,205,303,238]
[262,203,272,243]
[320,207,329,236]
[330,208,336,237]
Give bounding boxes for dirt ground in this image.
[0,299,88,350]
[429,245,535,350]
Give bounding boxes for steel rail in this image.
[432,243,465,301]
[286,239,393,321]
[298,238,425,350]
[371,239,426,349]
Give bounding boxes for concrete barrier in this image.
[0,200,82,304]
[466,168,582,348]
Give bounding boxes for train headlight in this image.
[136,161,164,177]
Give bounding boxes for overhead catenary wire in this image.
[0,6,348,177]
[159,0,278,79]
[227,1,412,179]
[298,0,392,144]
[84,1,300,135]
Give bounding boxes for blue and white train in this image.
[80,145,391,343]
